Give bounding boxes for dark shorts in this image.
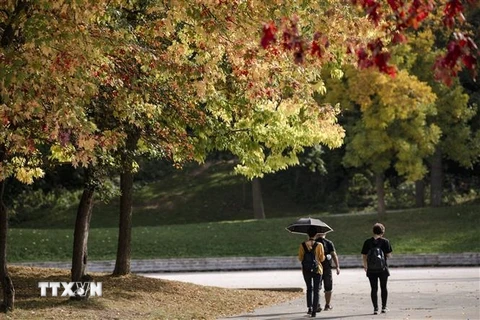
[322,265,333,292]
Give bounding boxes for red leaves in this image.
[311,33,329,59]
[434,33,478,85]
[260,22,277,49]
[365,0,383,25]
[353,0,383,25]
[59,130,71,147]
[261,19,330,64]
[463,53,476,70]
[261,18,305,63]
[375,53,397,77]
[392,31,407,44]
[353,0,477,84]
[311,41,322,58]
[443,0,464,28]
[356,43,397,77]
[53,52,73,72]
[260,0,477,84]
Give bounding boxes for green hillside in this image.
[7,160,480,262]
[14,161,322,229]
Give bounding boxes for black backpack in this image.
[367,240,386,272]
[301,242,319,274]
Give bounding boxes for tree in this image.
[331,68,439,217]
[251,178,265,219]
[93,0,350,274]
[0,148,14,312]
[70,168,95,289]
[394,25,479,206]
[0,0,120,309]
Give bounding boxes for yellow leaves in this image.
[312,80,327,95]
[49,144,74,163]
[8,157,44,184]
[342,67,441,180]
[15,167,45,185]
[329,68,343,80]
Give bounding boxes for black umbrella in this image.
[286,217,333,235]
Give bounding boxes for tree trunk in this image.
[430,148,443,207]
[113,133,138,276]
[113,169,134,276]
[0,171,14,312]
[415,180,425,207]
[252,178,265,219]
[294,168,301,190]
[242,180,248,208]
[375,172,386,219]
[71,169,95,284]
[0,2,28,311]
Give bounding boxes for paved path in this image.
[142,267,480,320]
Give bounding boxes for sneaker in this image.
[381,307,389,313]
[324,304,333,311]
[373,308,378,315]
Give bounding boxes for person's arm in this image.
[360,239,370,272]
[385,240,393,259]
[332,251,340,275]
[298,244,304,262]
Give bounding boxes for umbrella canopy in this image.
[286,217,333,235]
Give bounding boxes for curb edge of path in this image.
[11,252,480,273]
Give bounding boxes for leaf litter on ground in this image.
[6,266,302,319]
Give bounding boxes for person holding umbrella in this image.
[315,232,340,312]
[298,225,326,318]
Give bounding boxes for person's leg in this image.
[379,273,389,312]
[325,291,332,309]
[316,278,324,312]
[303,272,313,313]
[368,274,379,313]
[323,268,333,310]
[311,273,321,317]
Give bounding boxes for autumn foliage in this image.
[261,0,479,85]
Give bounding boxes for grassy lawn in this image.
[7,161,480,262]
[8,203,480,262]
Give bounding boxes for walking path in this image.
[143,267,480,320]
[12,255,480,319]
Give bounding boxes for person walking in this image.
[361,222,393,315]
[298,226,325,318]
[315,233,340,312]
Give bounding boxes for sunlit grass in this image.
[8,203,480,262]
